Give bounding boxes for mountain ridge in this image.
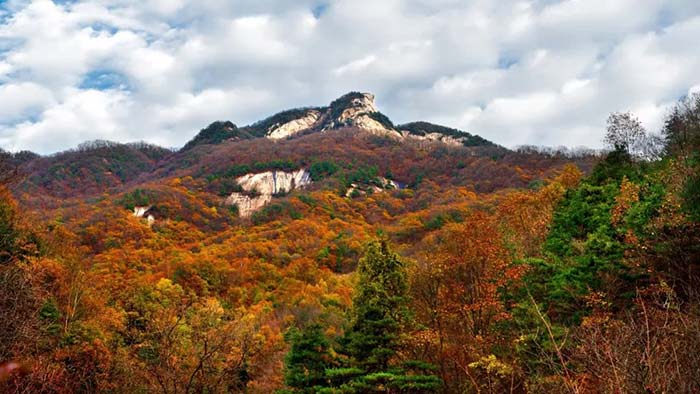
[182,91,496,151]
[6,92,598,209]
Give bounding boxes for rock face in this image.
[226,193,272,218]
[328,93,379,126]
[402,131,465,147]
[133,206,156,226]
[323,92,401,137]
[236,169,311,195]
[266,110,322,140]
[181,92,494,151]
[133,206,150,218]
[257,92,402,141]
[345,177,402,197]
[225,169,311,217]
[397,121,493,147]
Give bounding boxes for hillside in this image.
[2,93,698,394]
[12,92,594,204]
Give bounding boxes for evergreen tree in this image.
[327,239,442,393]
[282,324,334,393]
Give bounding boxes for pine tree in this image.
[328,239,442,393]
[282,324,334,393]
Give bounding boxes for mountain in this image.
[15,140,171,199]
[8,91,698,394]
[7,92,598,225]
[182,92,496,151]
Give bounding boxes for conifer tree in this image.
[282,324,334,393]
[327,239,442,393]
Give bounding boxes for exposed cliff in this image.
[225,169,311,217]
[133,205,156,225]
[178,93,493,151]
[259,92,401,139]
[266,110,322,139]
[345,176,402,197]
[321,92,399,137]
[397,121,494,147]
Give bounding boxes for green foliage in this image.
[517,147,668,327]
[0,195,20,265]
[522,180,634,324]
[514,149,669,382]
[118,188,157,210]
[251,201,302,225]
[39,299,60,322]
[39,299,62,336]
[345,165,379,187]
[325,240,441,392]
[182,121,239,151]
[590,146,638,184]
[223,164,253,178]
[423,211,463,231]
[681,154,700,221]
[297,194,318,207]
[366,112,395,130]
[212,160,298,181]
[283,324,334,393]
[309,161,340,181]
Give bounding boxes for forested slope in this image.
[0,94,698,393]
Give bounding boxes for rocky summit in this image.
[183,92,493,151]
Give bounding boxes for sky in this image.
[0,0,699,154]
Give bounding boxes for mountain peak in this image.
[329,91,378,114]
[181,92,495,150]
[182,121,239,151]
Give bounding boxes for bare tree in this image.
[664,93,700,154]
[605,112,646,155]
[605,112,664,160]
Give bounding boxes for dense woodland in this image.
[1,94,699,393]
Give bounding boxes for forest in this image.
[1,93,699,394]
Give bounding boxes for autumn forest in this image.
[1,92,700,394]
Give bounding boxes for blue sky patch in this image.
[79,70,129,91]
[497,56,518,70]
[90,22,119,35]
[312,3,329,19]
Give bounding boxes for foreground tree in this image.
[412,212,524,393]
[328,239,441,393]
[282,324,334,393]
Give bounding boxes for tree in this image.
[411,212,522,393]
[604,112,647,157]
[0,187,21,265]
[282,324,334,393]
[663,93,700,154]
[662,94,700,222]
[343,240,408,373]
[328,239,442,393]
[126,279,274,394]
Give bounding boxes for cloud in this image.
[0,0,699,154]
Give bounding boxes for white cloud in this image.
[0,0,699,153]
[0,82,54,121]
[334,55,377,76]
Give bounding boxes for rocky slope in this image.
[8,91,598,214]
[225,169,312,217]
[182,92,485,150]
